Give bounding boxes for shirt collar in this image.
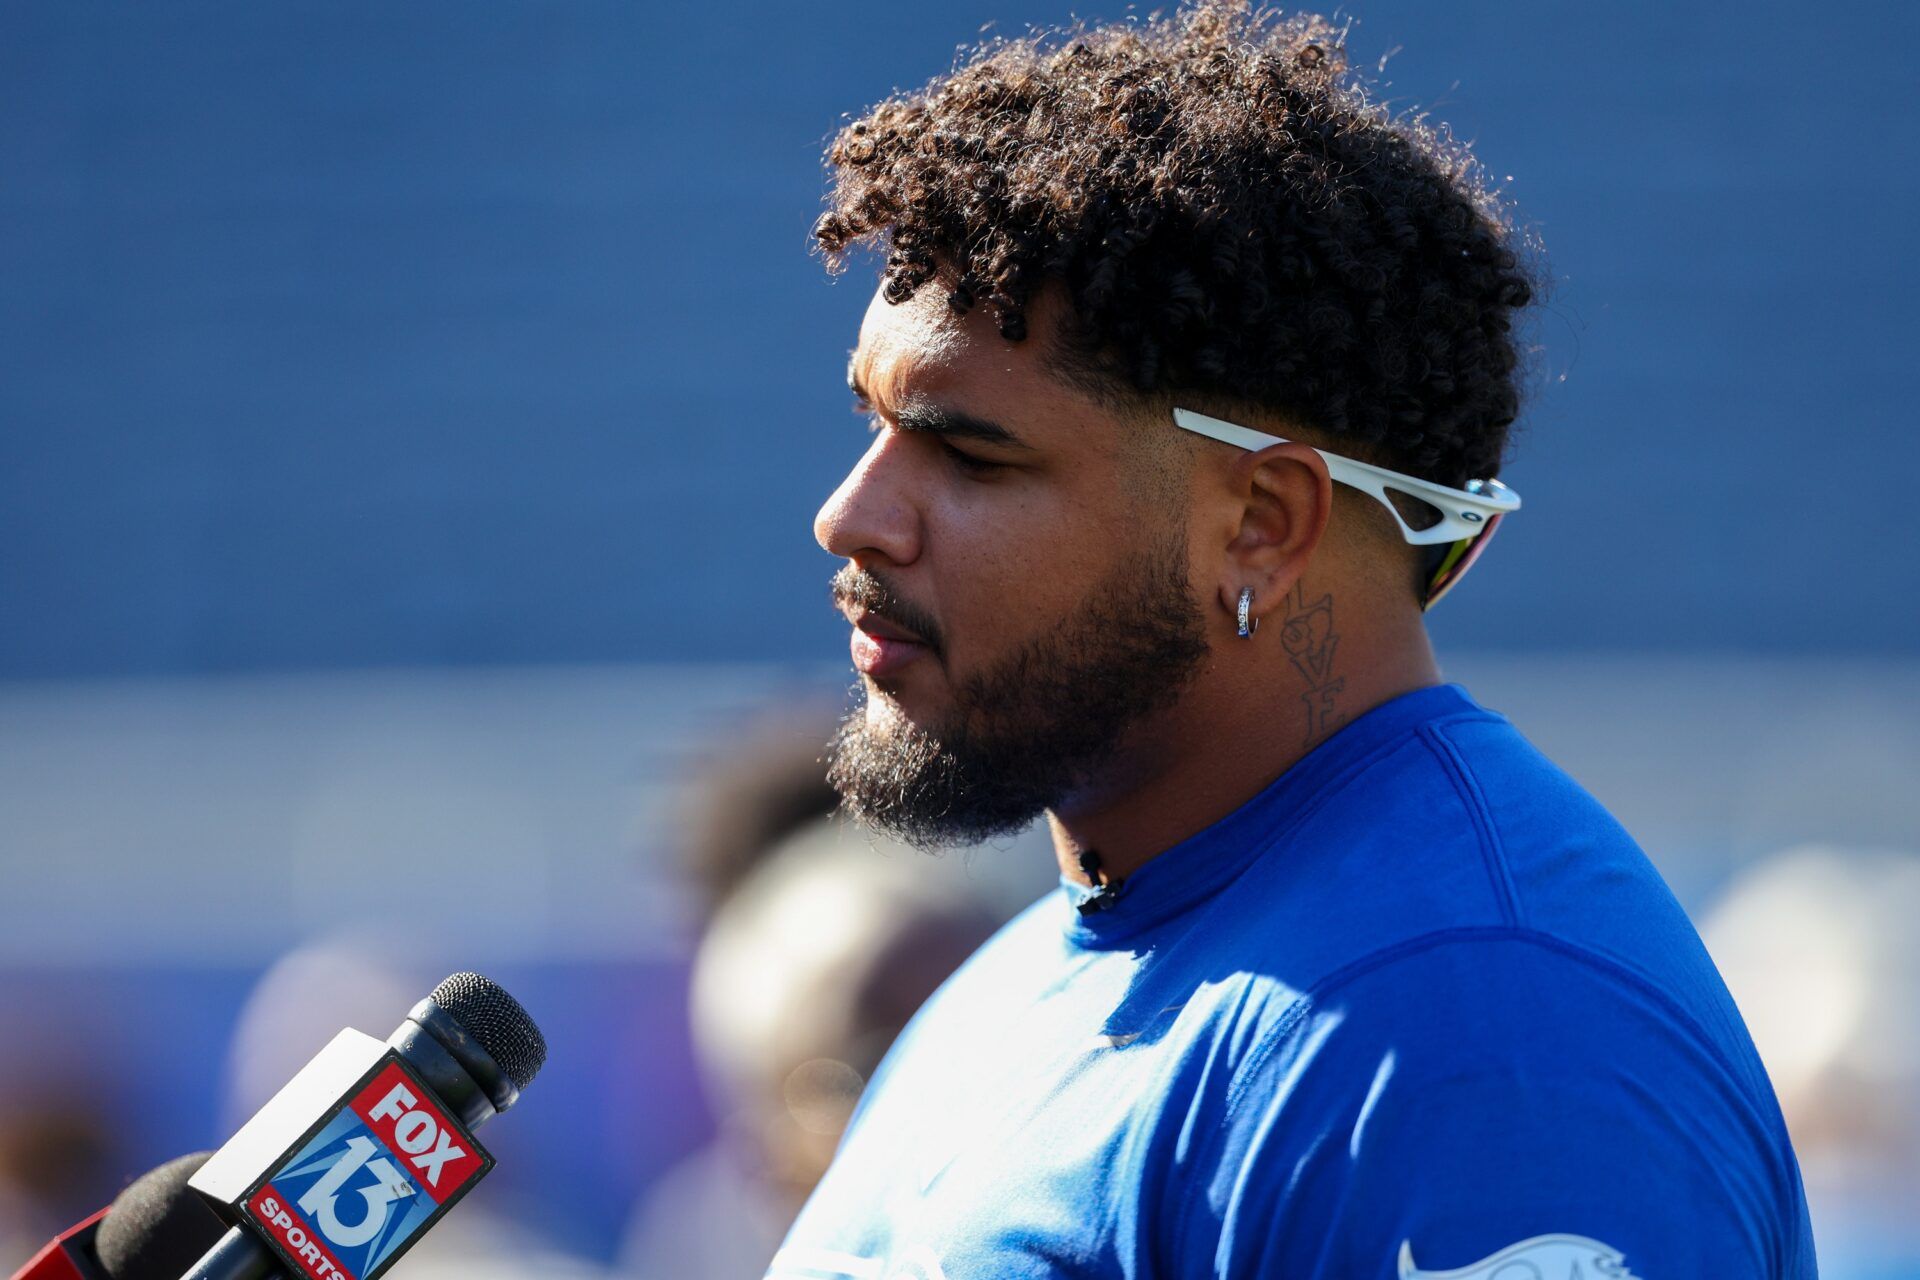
[1060,682,1493,947]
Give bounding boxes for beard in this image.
[826,530,1211,851]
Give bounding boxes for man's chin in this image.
[861,671,947,728]
[827,704,1045,851]
[829,526,1208,848]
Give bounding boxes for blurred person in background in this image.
[1704,846,1920,1280]
[786,2,1815,1276]
[671,700,848,928]
[623,706,1044,1278]
[624,818,1005,1279]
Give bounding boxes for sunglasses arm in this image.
[1169,408,1519,546]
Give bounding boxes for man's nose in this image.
[814,432,922,566]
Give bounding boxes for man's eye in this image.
[857,410,1000,475]
[941,441,1002,475]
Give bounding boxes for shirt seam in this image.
[1065,708,1504,948]
[1419,723,1525,929]
[1172,925,1776,1265]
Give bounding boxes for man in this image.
[778,5,1816,1277]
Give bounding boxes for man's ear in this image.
[1214,441,1334,630]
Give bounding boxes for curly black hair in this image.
[814,1,1539,488]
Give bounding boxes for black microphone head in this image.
[94,1152,227,1280]
[428,971,546,1091]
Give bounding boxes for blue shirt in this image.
[768,684,1816,1279]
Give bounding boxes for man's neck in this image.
[1049,595,1440,888]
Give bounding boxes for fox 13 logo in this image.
[245,1057,492,1280]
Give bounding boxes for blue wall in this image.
[4,0,1916,677]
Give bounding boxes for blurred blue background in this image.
[5,0,1917,675]
[3,1,1918,1276]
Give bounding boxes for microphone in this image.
[9,1154,224,1280]
[8,972,546,1280]
[94,1155,225,1280]
[10,1211,110,1280]
[183,971,545,1280]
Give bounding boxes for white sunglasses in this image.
[1171,407,1522,609]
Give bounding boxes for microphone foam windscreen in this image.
[93,1152,227,1280]
[429,971,547,1090]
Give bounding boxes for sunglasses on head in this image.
[1171,408,1521,611]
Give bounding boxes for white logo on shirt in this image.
[1397,1234,1639,1280]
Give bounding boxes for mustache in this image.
[831,565,945,657]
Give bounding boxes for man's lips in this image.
[845,608,931,677]
[847,608,924,644]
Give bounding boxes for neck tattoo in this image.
[1279,581,1345,744]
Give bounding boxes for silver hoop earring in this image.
[1236,587,1258,638]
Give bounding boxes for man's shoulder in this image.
[1410,709,1757,1049]
[1179,925,1762,1104]
[1171,930,1810,1276]
[1159,704,1774,1100]
[1210,705,1715,995]
[1286,927,1753,1081]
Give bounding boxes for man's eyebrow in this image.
[848,364,1032,451]
[893,403,1033,451]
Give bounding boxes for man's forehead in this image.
[847,341,961,409]
[842,279,1144,470]
[848,283,979,406]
